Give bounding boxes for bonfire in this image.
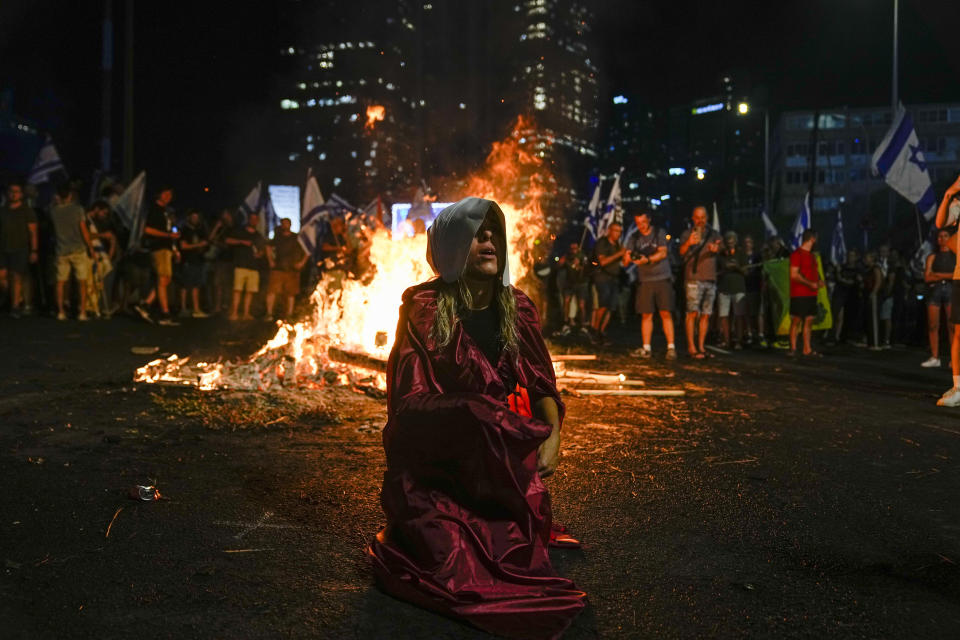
[135,116,552,393]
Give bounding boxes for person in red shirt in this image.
[788,229,824,356]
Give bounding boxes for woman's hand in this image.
[538,432,560,478]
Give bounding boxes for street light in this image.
[736,101,770,217]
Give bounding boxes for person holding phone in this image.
[678,205,722,358]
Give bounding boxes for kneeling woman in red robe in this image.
[368,198,586,639]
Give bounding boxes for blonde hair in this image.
[431,279,519,356]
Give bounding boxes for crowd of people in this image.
[0,180,372,326]
[551,201,955,365]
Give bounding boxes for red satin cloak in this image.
[367,281,586,639]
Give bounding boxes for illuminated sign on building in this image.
[268,185,301,233]
[691,102,724,115]
[612,95,628,105]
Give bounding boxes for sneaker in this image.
[56,311,67,321]
[9,308,21,319]
[881,342,892,350]
[133,304,154,324]
[77,312,89,322]
[665,346,678,361]
[921,357,941,368]
[937,387,960,407]
[178,308,191,319]
[630,347,651,358]
[22,306,34,316]
[758,338,769,348]
[157,315,180,327]
[192,310,211,319]
[263,315,274,323]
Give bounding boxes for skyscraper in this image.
[504,0,601,232]
[277,0,416,204]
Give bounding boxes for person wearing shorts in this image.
[177,209,211,318]
[717,231,747,349]
[678,206,721,358]
[590,222,627,344]
[625,212,676,359]
[265,218,307,321]
[226,211,266,321]
[139,187,179,325]
[788,229,823,357]
[922,229,955,368]
[934,176,960,406]
[50,185,94,321]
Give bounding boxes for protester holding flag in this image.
[138,187,179,326]
[923,229,955,369]
[788,229,824,357]
[678,205,721,358]
[590,221,627,344]
[0,181,39,316]
[933,174,960,406]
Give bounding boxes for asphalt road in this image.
[1,314,959,639]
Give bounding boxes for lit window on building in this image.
[318,152,327,161]
[306,143,314,151]
[351,151,358,158]
[281,99,300,110]
[349,113,359,122]
[333,177,342,186]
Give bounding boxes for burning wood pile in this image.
[134,117,552,394]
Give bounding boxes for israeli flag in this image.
[790,192,812,250]
[113,171,147,251]
[298,175,327,255]
[830,208,847,266]
[27,135,67,185]
[871,104,937,220]
[583,182,602,238]
[597,168,623,238]
[239,182,278,237]
[761,208,779,239]
[711,202,721,233]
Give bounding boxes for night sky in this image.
[3,0,958,209]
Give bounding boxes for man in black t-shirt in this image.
[177,209,210,318]
[138,187,179,325]
[226,211,266,320]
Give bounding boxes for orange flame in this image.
[365,105,385,130]
[134,116,554,393]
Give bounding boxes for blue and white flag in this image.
[761,208,779,239]
[238,182,278,237]
[597,168,624,238]
[298,175,326,255]
[871,104,937,220]
[583,182,602,238]
[114,171,147,251]
[790,192,812,250]
[830,208,847,266]
[711,202,721,233]
[27,135,67,185]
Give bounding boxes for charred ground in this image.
[1,316,959,638]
